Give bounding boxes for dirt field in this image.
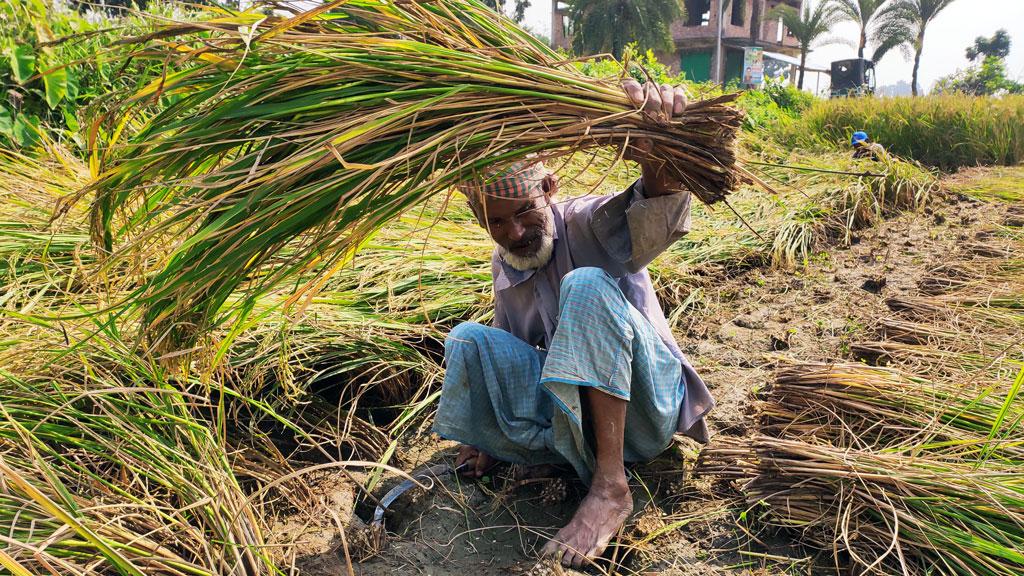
[275,166,1023,576]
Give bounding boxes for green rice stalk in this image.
[82,0,745,350]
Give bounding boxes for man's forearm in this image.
[639,161,687,198]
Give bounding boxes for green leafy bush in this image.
[0,0,173,152]
[737,77,817,132]
[934,56,1024,96]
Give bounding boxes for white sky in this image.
[521,0,1024,93]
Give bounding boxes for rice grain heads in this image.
[83,0,745,350]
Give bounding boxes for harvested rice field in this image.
[294,165,1020,576]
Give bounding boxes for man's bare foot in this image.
[540,476,632,568]
[455,445,497,478]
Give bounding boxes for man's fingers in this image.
[673,86,688,116]
[624,80,688,120]
[622,79,643,108]
[660,83,674,118]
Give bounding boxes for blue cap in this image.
[851,131,869,146]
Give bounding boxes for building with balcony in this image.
[552,0,805,85]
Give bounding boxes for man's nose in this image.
[506,219,526,242]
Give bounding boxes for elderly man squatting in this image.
[432,80,715,568]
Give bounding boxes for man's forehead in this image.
[478,193,544,217]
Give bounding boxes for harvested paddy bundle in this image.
[699,435,1024,576]
[851,340,1023,379]
[886,296,1024,330]
[0,350,282,575]
[762,362,1024,462]
[83,0,746,348]
[0,147,93,306]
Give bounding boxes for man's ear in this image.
[541,172,558,200]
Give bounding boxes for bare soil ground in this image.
[277,166,1022,576]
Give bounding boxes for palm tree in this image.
[482,0,531,23]
[766,1,844,90]
[832,0,907,63]
[879,0,960,95]
[567,0,684,60]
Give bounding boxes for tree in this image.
[831,0,910,63]
[934,56,1023,95]
[936,31,1021,95]
[966,29,1011,61]
[879,0,960,96]
[567,0,684,60]
[482,0,531,23]
[766,1,843,90]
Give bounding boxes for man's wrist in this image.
[639,163,682,198]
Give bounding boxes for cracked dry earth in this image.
[275,167,1023,576]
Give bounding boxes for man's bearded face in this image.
[476,194,555,271]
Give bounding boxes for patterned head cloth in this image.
[458,159,547,206]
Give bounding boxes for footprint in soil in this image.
[861,276,886,294]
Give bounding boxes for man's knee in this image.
[445,322,499,364]
[560,267,618,299]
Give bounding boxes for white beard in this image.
[498,233,554,271]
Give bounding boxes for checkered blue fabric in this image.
[433,267,684,483]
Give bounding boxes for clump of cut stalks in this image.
[701,433,1024,576]
[81,0,747,350]
[700,361,1024,575]
[699,226,1024,575]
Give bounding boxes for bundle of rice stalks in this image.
[886,296,1024,330]
[82,0,746,349]
[700,435,1024,576]
[875,317,1022,355]
[916,258,1024,295]
[851,340,1023,379]
[0,147,93,306]
[762,362,1024,462]
[0,344,283,575]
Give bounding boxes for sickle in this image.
[367,462,466,542]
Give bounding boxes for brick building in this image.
[551,0,804,84]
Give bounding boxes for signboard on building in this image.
[742,47,765,88]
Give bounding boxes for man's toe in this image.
[540,538,559,559]
[560,548,577,567]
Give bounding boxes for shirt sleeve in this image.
[490,254,511,331]
[565,179,692,276]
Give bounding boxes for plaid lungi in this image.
[432,267,685,483]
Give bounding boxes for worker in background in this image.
[851,130,887,160]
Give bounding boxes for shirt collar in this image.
[493,204,561,292]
